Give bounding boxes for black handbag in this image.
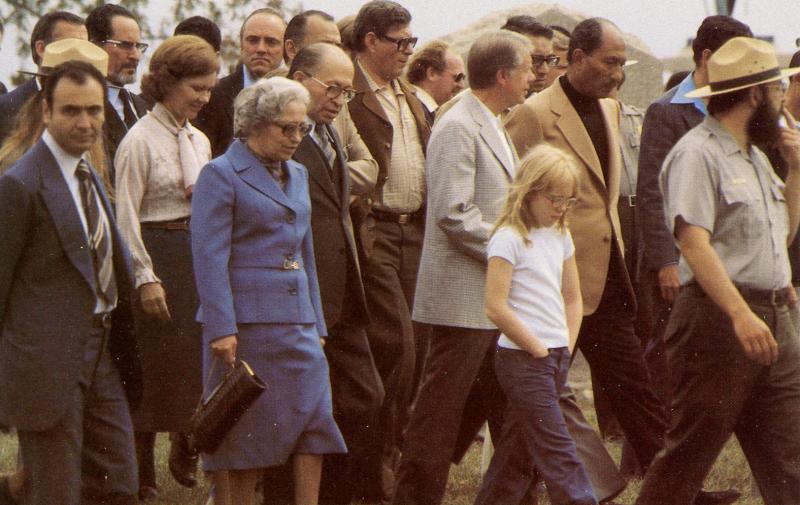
[189,358,267,454]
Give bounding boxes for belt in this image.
[141,218,190,231]
[736,284,792,306]
[371,208,424,224]
[91,312,112,329]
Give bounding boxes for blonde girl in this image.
[474,144,597,505]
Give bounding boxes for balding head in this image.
[290,43,355,124]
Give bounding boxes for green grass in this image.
[0,384,762,504]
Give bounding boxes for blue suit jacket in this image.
[0,139,140,430]
[191,140,327,343]
[636,85,704,272]
[0,79,38,146]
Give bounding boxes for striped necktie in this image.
[76,160,117,306]
[315,123,336,168]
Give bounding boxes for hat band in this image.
[709,67,781,92]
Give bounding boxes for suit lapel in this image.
[36,143,96,293]
[464,93,515,179]
[551,82,606,188]
[328,125,351,210]
[353,65,391,125]
[294,135,339,206]
[229,141,293,209]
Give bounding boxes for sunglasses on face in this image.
[378,34,418,52]
[272,121,313,138]
[532,54,560,68]
[305,73,357,102]
[103,39,149,54]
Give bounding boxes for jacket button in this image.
[384,142,391,149]
[603,235,611,243]
[288,287,298,295]
[286,215,295,224]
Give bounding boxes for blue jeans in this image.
[475,347,597,505]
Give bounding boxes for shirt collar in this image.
[243,65,258,89]
[472,91,502,129]
[414,86,438,113]
[671,71,708,116]
[151,102,187,134]
[701,115,749,157]
[358,60,402,96]
[42,129,84,176]
[107,85,121,105]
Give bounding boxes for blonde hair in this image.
[492,144,579,245]
[0,91,112,195]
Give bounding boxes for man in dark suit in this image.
[636,16,752,407]
[346,1,431,499]
[195,8,286,157]
[404,39,465,124]
[86,4,149,178]
[261,42,385,505]
[0,10,87,146]
[0,61,140,505]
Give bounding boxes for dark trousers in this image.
[636,286,800,505]
[577,266,667,471]
[262,320,384,505]
[393,325,505,505]
[18,325,138,505]
[476,347,597,505]
[361,218,423,498]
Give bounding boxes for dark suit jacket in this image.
[0,79,39,146]
[293,126,369,329]
[0,140,141,431]
[636,84,704,272]
[194,65,245,158]
[104,89,149,183]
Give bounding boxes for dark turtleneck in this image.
[559,74,610,182]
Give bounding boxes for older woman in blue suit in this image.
[191,77,346,505]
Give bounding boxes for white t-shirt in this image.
[487,225,575,350]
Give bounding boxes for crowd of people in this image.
[1,2,800,505]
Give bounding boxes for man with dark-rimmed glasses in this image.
[347,0,431,501]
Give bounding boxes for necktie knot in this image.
[76,159,91,180]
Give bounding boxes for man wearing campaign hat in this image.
[636,37,800,505]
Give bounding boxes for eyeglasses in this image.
[544,194,577,209]
[532,55,560,68]
[378,34,418,52]
[450,72,466,83]
[103,39,149,54]
[272,120,313,138]
[305,74,357,102]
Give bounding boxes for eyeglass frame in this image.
[377,34,418,52]
[303,73,357,102]
[544,194,578,209]
[449,72,466,83]
[271,120,313,138]
[103,38,149,54]
[532,54,560,68]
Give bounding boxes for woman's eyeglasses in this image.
[272,121,313,138]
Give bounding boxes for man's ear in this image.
[364,32,379,53]
[41,97,50,126]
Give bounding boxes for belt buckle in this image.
[397,214,410,225]
[771,289,781,306]
[628,194,636,208]
[282,259,300,270]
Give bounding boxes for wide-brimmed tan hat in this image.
[687,36,800,98]
[21,38,108,77]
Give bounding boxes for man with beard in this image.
[86,4,149,178]
[636,37,800,505]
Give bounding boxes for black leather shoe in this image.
[0,477,17,505]
[168,432,199,488]
[694,488,741,505]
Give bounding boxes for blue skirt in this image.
[201,322,346,471]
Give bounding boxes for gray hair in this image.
[468,30,532,90]
[234,76,310,137]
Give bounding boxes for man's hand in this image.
[779,109,800,171]
[658,264,681,303]
[139,282,170,321]
[211,335,237,365]
[731,310,778,366]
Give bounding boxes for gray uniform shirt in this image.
[660,115,790,290]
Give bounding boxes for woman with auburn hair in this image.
[114,34,219,500]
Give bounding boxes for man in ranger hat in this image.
[636,37,800,505]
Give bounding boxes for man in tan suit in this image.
[504,20,741,505]
[505,15,668,472]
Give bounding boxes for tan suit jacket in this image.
[505,78,632,314]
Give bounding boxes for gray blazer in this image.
[412,91,517,329]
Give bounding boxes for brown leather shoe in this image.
[695,488,741,505]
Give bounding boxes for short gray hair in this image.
[468,31,531,90]
[234,76,310,137]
